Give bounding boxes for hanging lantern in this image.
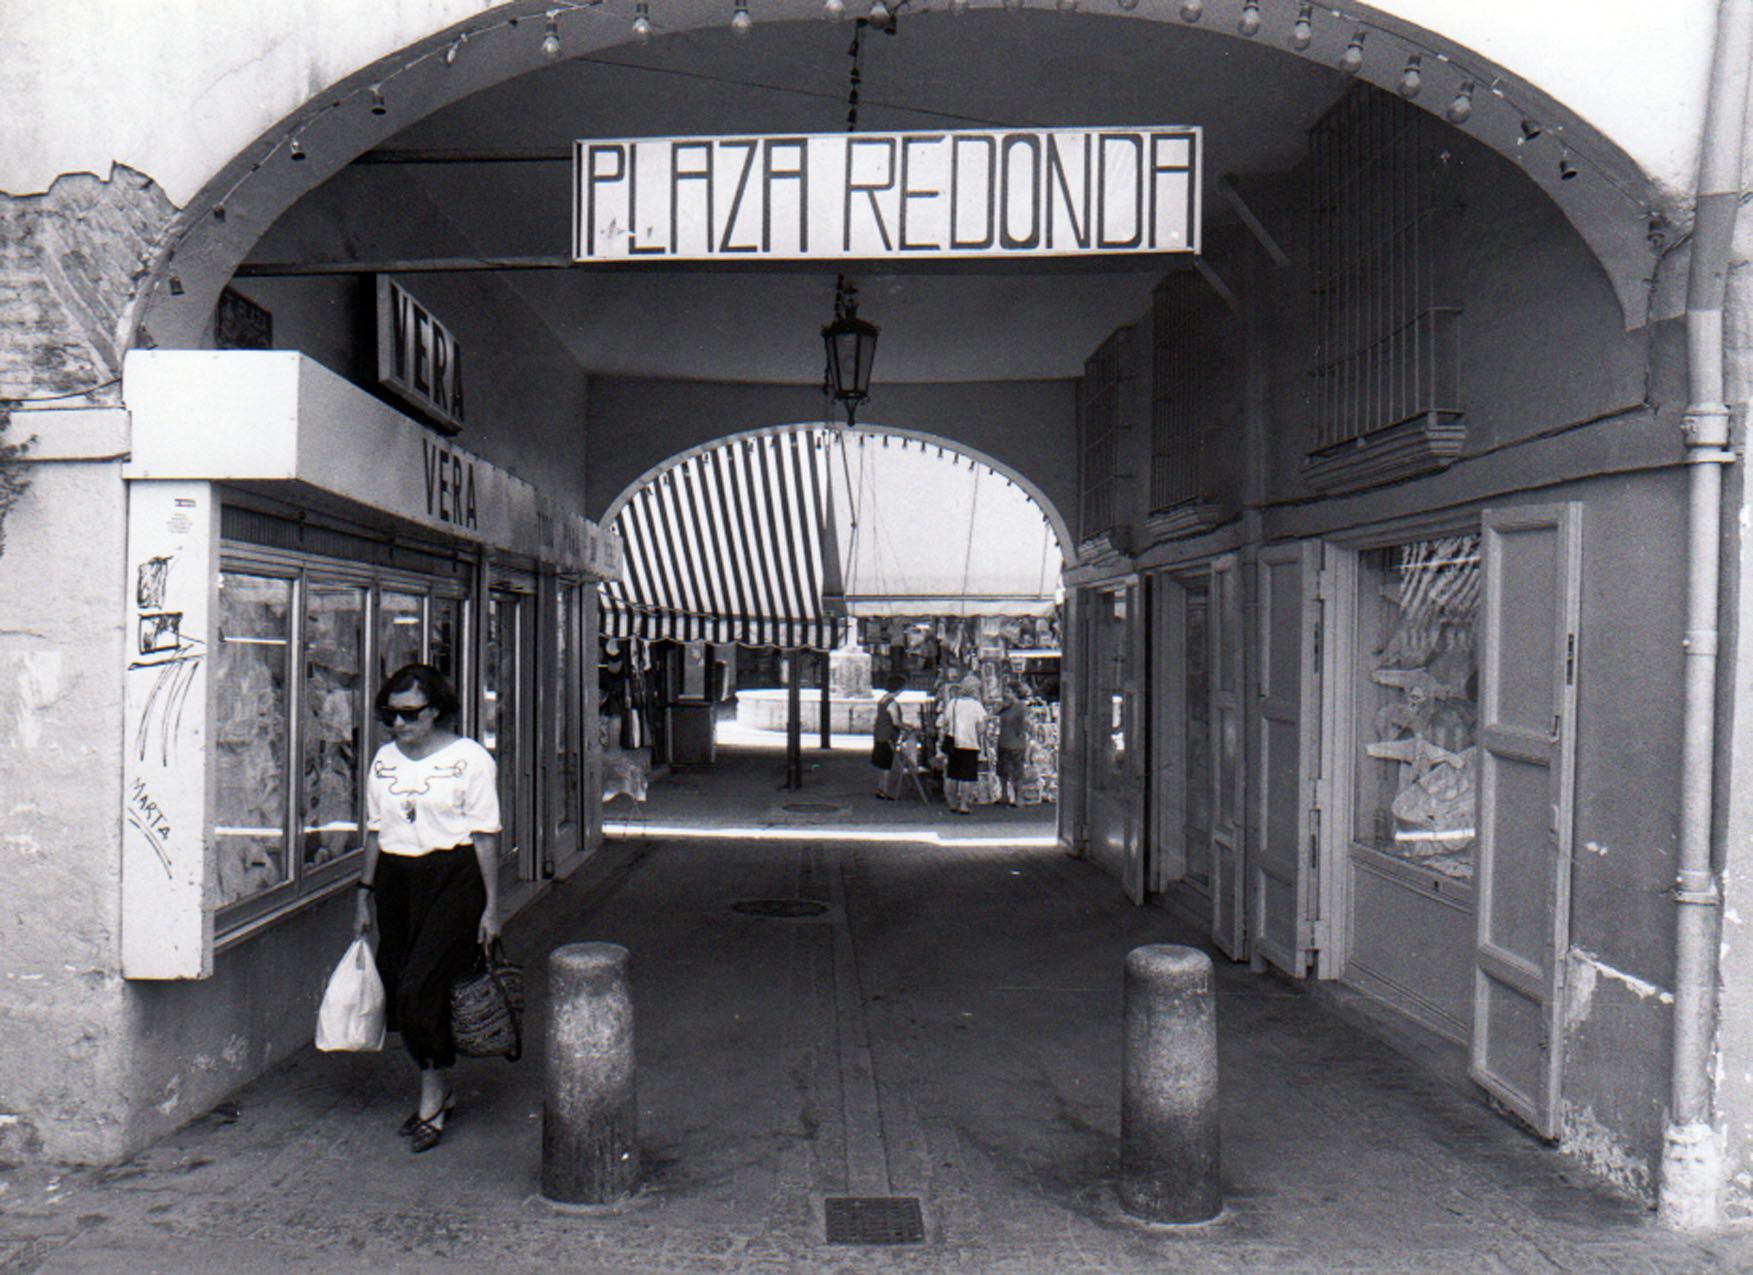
[822,276,880,427]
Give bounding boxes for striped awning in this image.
[600,429,844,648]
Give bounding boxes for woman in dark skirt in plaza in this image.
[353,664,501,1154]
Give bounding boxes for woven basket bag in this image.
[449,939,525,1061]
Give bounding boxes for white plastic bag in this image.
[315,936,386,1052]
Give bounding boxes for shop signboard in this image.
[574,125,1200,262]
[377,276,465,434]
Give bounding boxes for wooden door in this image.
[1469,503,1581,1138]
[1253,542,1321,977]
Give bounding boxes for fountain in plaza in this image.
[734,640,929,734]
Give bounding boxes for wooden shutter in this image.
[1253,542,1321,977]
[1209,553,1247,959]
[1469,503,1581,1137]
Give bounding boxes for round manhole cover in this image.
[782,802,843,814]
[731,899,831,918]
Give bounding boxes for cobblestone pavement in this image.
[6,751,1753,1273]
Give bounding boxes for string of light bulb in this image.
[161,0,1642,306]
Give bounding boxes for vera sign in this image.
[574,126,1199,262]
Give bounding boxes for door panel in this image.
[1148,573,1188,891]
[1253,542,1320,977]
[1209,554,1247,959]
[1469,503,1580,1138]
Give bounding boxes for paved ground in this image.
[6,749,1753,1273]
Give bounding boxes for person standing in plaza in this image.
[353,663,502,1154]
[871,673,907,800]
[994,684,1030,807]
[941,675,988,815]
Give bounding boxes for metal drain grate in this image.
[824,1196,925,1245]
[730,899,830,918]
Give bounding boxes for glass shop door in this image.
[483,572,539,885]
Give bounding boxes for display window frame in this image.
[213,542,473,948]
[1316,511,1483,1018]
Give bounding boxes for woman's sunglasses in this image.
[377,703,431,726]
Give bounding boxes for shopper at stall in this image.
[871,673,907,800]
[942,675,989,815]
[995,684,1030,807]
[354,663,502,1155]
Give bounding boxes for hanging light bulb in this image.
[633,0,654,39]
[1291,3,1312,50]
[1520,117,1543,143]
[1446,81,1474,125]
[1559,150,1578,181]
[731,0,752,35]
[1178,0,1202,22]
[1237,1,1260,36]
[1398,54,1422,98]
[541,12,562,57]
[289,134,306,161]
[824,0,844,19]
[368,84,386,115]
[443,35,464,65]
[1339,29,1365,74]
[867,0,891,26]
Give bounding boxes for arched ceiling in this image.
[243,12,1348,384]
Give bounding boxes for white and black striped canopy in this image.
[600,429,844,648]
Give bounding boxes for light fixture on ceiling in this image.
[1236,1,1260,36]
[541,11,562,56]
[1178,0,1202,22]
[369,84,387,115]
[1559,150,1578,181]
[1339,29,1365,74]
[1446,81,1475,125]
[443,35,464,65]
[731,0,753,36]
[1291,3,1312,50]
[1398,54,1422,99]
[822,283,879,427]
[825,0,845,19]
[633,2,654,41]
[1520,117,1543,143]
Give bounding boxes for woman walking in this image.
[354,664,501,1154]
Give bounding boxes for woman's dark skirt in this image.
[374,845,485,1070]
[946,747,980,782]
[870,739,895,770]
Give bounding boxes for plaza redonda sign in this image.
[574,126,1200,262]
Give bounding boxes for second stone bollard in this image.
[542,942,638,1205]
[1118,944,1222,1224]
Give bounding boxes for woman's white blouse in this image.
[366,737,502,857]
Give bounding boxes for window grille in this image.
[1309,85,1461,454]
[1077,330,1127,539]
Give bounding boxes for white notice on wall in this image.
[574,126,1200,263]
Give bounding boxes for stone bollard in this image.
[1118,944,1221,1224]
[543,942,638,1204]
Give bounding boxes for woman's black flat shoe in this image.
[398,1092,454,1137]
[408,1113,446,1154]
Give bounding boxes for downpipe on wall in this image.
[1662,0,1753,1233]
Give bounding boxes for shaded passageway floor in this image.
[6,833,1753,1273]
[609,740,1058,844]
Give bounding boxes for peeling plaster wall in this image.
[0,410,132,1164]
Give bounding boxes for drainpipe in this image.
[1663,0,1753,1232]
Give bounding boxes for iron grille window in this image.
[1310,86,1461,452]
[1078,330,1127,538]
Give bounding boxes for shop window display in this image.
[302,584,365,869]
[214,571,293,907]
[1355,533,1481,878]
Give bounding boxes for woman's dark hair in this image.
[884,673,907,692]
[377,663,461,725]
